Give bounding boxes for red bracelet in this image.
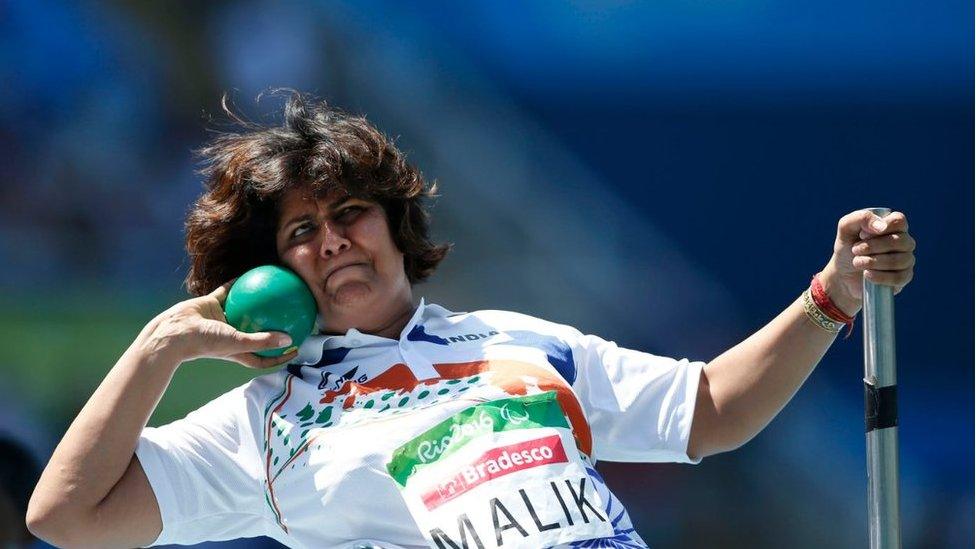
[810,275,856,338]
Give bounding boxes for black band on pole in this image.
[864,382,898,432]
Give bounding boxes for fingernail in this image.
[871,219,887,232]
[274,335,293,347]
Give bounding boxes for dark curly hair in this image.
[184,91,451,296]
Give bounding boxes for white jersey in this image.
[136,298,703,548]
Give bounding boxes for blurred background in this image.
[1,0,972,547]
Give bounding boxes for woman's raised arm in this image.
[687,210,915,459]
[26,283,294,548]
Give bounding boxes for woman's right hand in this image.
[137,281,297,369]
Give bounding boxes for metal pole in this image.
[862,206,901,549]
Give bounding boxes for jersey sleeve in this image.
[135,381,278,546]
[570,332,704,464]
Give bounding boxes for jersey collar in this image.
[292,298,458,365]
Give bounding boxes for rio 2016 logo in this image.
[416,411,494,464]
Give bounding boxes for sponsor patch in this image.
[421,434,568,510]
[387,392,612,548]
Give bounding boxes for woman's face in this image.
[275,187,413,336]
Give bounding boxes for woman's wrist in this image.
[816,266,862,317]
[129,317,187,371]
[125,338,183,376]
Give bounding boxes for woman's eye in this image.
[337,206,364,221]
[291,223,314,239]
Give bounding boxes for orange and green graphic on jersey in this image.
[261,359,594,532]
[317,359,593,455]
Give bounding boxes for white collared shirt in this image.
[136,299,703,548]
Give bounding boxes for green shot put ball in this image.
[223,265,318,357]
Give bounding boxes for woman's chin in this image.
[320,283,378,334]
[330,281,373,307]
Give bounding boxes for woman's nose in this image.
[319,222,351,258]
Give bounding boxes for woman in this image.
[26,92,916,548]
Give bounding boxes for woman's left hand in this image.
[818,209,916,316]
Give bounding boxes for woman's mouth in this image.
[326,263,365,284]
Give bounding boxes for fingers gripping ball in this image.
[223,266,318,357]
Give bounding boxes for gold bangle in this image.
[801,289,844,333]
